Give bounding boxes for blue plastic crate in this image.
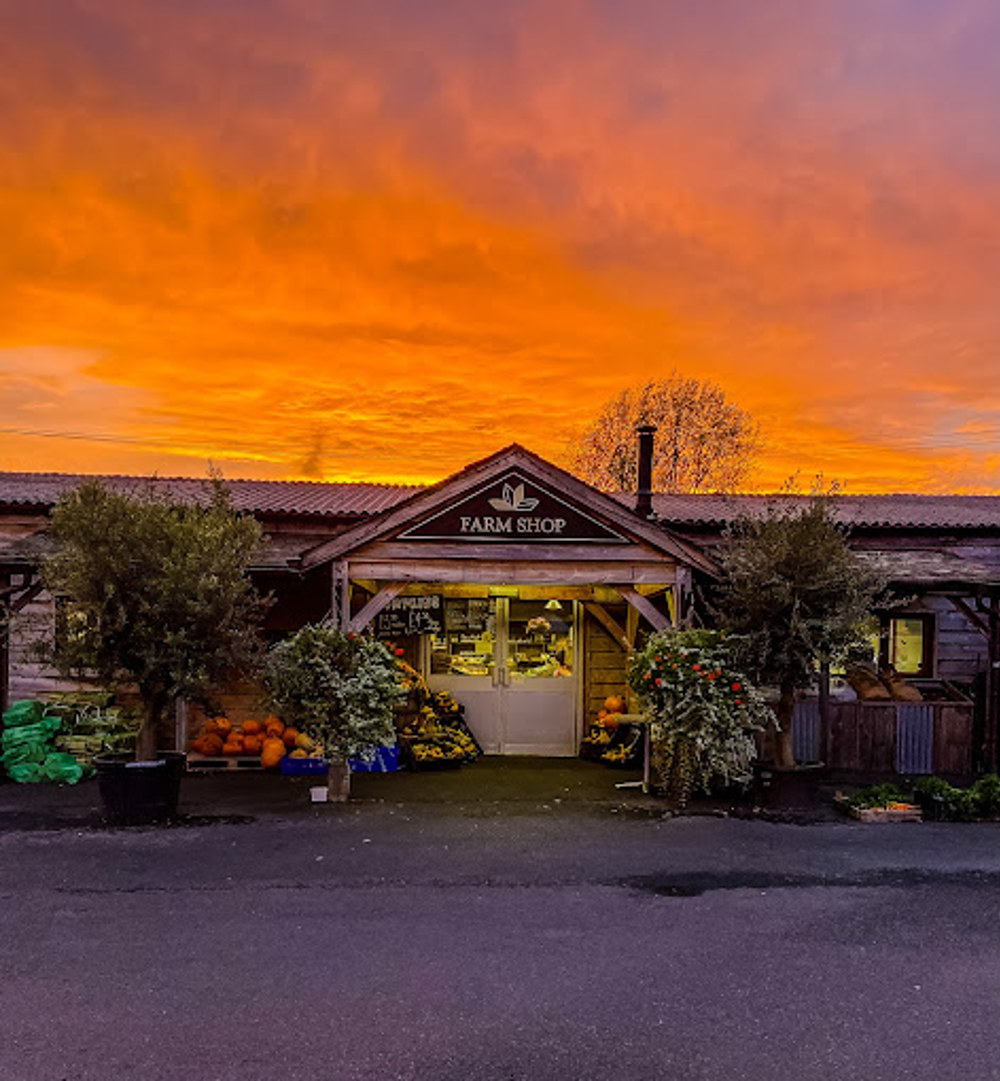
[279,756,329,776]
[349,745,400,773]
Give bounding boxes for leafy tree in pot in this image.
[715,492,884,770]
[265,624,403,796]
[569,374,760,494]
[43,479,267,760]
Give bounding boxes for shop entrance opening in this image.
[427,595,579,756]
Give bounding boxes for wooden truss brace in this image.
[616,586,671,632]
[348,582,406,634]
[948,595,990,638]
[582,602,630,651]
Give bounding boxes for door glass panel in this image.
[507,599,573,681]
[429,598,496,677]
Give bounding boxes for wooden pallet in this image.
[186,753,263,772]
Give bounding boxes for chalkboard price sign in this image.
[376,595,443,637]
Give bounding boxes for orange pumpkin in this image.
[265,721,285,739]
[242,720,262,736]
[604,695,625,714]
[203,718,221,736]
[243,735,262,755]
[201,733,224,756]
[190,736,207,754]
[261,742,285,769]
[282,727,300,749]
[214,717,233,736]
[222,739,244,756]
[602,715,620,732]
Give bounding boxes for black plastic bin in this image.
[95,751,186,826]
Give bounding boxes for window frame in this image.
[878,612,935,678]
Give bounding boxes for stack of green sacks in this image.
[1,700,85,784]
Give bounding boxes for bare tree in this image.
[569,375,760,493]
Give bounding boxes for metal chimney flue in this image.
[635,424,656,518]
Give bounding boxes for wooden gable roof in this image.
[298,443,717,575]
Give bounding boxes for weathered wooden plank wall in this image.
[825,700,974,778]
[584,605,629,723]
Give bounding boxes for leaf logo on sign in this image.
[488,483,539,513]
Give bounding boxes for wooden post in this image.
[818,660,831,767]
[0,599,9,715]
[987,599,1000,773]
[331,561,351,631]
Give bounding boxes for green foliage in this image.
[627,629,773,804]
[842,783,909,810]
[913,775,1000,821]
[42,479,266,755]
[265,624,404,763]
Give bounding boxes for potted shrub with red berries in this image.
[627,629,771,807]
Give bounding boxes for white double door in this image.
[428,597,580,756]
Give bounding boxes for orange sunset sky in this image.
[2,0,1000,491]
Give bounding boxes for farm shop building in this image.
[2,443,1000,773]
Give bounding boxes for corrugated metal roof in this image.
[611,493,1000,529]
[2,471,999,529]
[0,472,419,518]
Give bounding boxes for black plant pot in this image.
[95,751,186,826]
[753,761,825,809]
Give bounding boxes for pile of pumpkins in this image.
[189,716,318,769]
[596,695,627,730]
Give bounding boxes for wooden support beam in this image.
[949,596,990,638]
[10,578,43,614]
[616,586,670,632]
[625,604,639,649]
[583,603,630,651]
[330,561,351,630]
[987,599,1000,773]
[348,582,406,634]
[675,566,692,628]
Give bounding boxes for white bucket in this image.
[309,786,328,803]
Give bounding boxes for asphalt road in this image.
[2,806,999,1081]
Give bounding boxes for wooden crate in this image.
[849,804,922,823]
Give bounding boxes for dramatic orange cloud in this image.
[2,0,1000,489]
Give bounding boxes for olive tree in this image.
[43,479,266,760]
[716,494,883,769]
[569,374,760,493]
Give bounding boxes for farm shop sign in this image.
[397,473,628,544]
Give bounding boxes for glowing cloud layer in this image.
[2,0,1000,489]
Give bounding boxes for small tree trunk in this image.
[774,679,797,769]
[135,699,164,761]
[327,757,351,802]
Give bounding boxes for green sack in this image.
[2,699,45,728]
[1,742,46,768]
[39,753,85,785]
[7,762,44,784]
[1,717,61,747]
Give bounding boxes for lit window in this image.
[879,614,933,677]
